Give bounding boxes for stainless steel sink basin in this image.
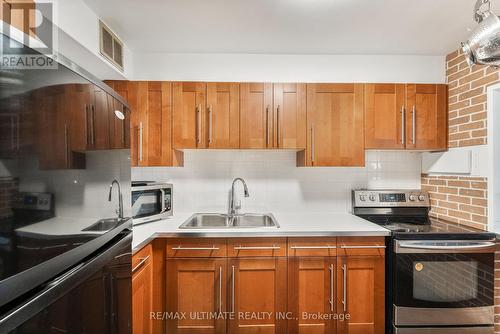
[179,213,279,229]
[83,218,124,232]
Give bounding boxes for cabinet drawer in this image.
[166,238,227,258]
[227,238,286,257]
[287,237,337,257]
[132,244,152,275]
[337,237,386,256]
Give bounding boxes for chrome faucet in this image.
[229,178,249,216]
[108,179,123,219]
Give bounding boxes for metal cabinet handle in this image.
[401,106,405,145]
[64,124,69,166]
[340,245,386,249]
[231,265,235,313]
[132,255,150,274]
[276,105,280,148]
[208,105,213,145]
[290,245,336,249]
[196,104,202,144]
[342,264,347,312]
[233,245,280,250]
[85,104,90,146]
[311,125,315,164]
[121,108,126,146]
[329,264,334,312]
[265,105,270,148]
[218,266,222,313]
[412,105,416,145]
[139,122,143,162]
[171,246,220,251]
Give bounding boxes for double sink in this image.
[179,213,279,229]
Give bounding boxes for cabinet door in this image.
[364,84,406,149]
[166,258,226,334]
[36,85,84,170]
[206,82,239,148]
[305,84,364,166]
[405,84,448,150]
[132,258,153,333]
[173,82,207,149]
[228,257,287,334]
[107,81,132,149]
[89,87,111,150]
[337,256,385,334]
[273,83,306,149]
[108,97,129,150]
[137,81,173,166]
[288,257,336,334]
[240,83,273,149]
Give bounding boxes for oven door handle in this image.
[395,240,496,254]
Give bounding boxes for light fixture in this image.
[114,110,125,120]
[461,0,500,67]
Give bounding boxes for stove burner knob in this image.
[409,195,417,201]
[418,195,426,201]
[359,195,367,201]
[369,195,376,201]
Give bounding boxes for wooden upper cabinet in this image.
[166,258,227,334]
[303,83,365,167]
[337,256,385,334]
[273,83,306,149]
[107,81,131,150]
[364,84,405,149]
[228,257,287,334]
[405,84,448,151]
[36,85,85,170]
[288,257,336,334]
[172,82,207,149]
[240,83,273,149]
[89,87,111,150]
[206,83,240,148]
[137,81,173,166]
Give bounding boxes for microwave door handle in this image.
[159,189,166,213]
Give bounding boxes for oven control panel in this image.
[352,190,430,208]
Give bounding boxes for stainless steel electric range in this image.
[352,189,496,334]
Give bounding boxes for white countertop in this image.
[15,217,105,237]
[132,212,390,252]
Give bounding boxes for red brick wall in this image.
[447,50,499,148]
[421,175,488,230]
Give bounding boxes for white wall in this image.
[38,0,134,79]
[132,150,422,215]
[132,53,446,83]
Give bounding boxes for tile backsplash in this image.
[132,150,422,215]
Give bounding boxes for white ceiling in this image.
[82,0,487,56]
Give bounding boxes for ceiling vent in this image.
[99,21,124,71]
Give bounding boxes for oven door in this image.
[393,240,495,327]
[131,185,172,224]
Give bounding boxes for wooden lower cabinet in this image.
[228,257,287,334]
[336,256,385,334]
[288,257,336,334]
[166,258,227,334]
[132,247,154,334]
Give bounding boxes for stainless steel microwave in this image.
[131,182,172,225]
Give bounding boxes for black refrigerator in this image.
[0,31,132,333]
